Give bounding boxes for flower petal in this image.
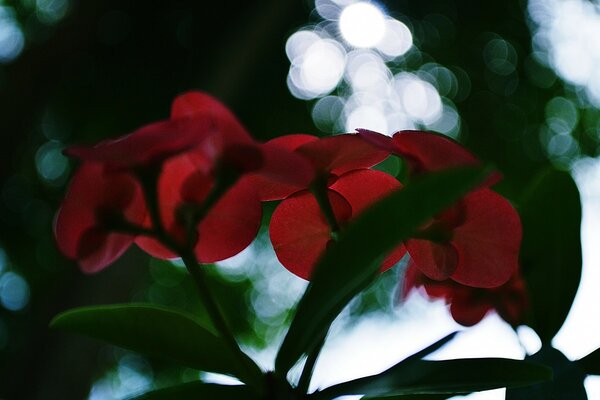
[405,240,458,281]
[450,189,521,288]
[66,118,216,168]
[242,135,318,201]
[269,190,352,280]
[266,134,319,151]
[54,163,145,273]
[170,91,252,145]
[392,131,480,173]
[449,294,492,326]
[194,179,262,262]
[135,154,210,259]
[298,134,389,176]
[330,169,401,214]
[355,129,397,152]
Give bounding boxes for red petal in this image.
[243,136,318,201]
[257,143,314,186]
[135,154,210,259]
[405,264,527,326]
[298,134,389,176]
[330,169,406,270]
[136,151,263,263]
[495,273,529,326]
[54,163,145,273]
[266,134,319,151]
[238,141,315,200]
[134,232,175,260]
[402,263,421,299]
[393,131,479,172]
[195,179,262,262]
[269,190,352,280]
[66,118,217,168]
[355,129,398,152]
[330,169,401,214]
[405,240,458,281]
[77,229,135,274]
[449,293,492,326]
[170,91,252,145]
[450,189,521,288]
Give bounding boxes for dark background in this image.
[0,0,593,398]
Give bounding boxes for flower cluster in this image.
[54,92,313,272]
[54,91,525,325]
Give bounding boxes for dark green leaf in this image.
[507,346,587,399]
[400,332,458,365]
[363,395,450,400]
[51,304,263,387]
[519,168,582,343]
[128,382,259,400]
[314,358,551,399]
[276,167,488,374]
[577,346,600,375]
[360,334,457,400]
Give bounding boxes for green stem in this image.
[180,250,261,387]
[134,165,261,384]
[297,335,325,395]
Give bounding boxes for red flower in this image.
[258,134,401,279]
[357,129,520,288]
[130,96,313,263]
[404,264,529,327]
[406,189,521,287]
[134,153,264,263]
[54,163,146,273]
[56,92,314,271]
[270,169,406,279]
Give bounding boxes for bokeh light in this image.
[0,6,25,63]
[36,0,69,24]
[529,0,600,113]
[376,18,412,58]
[287,32,346,100]
[35,141,70,185]
[339,2,386,48]
[285,0,458,138]
[0,249,30,313]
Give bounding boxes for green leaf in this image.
[314,358,551,399]
[399,332,458,365]
[51,304,263,387]
[507,346,587,399]
[363,395,450,400]
[360,334,457,400]
[577,346,600,375]
[276,167,488,374]
[519,168,582,343]
[128,382,259,400]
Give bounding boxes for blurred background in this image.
[1,0,600,398]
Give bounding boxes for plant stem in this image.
[134,165,261,387]
[297,335,325,395]
[180,250,260,387]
